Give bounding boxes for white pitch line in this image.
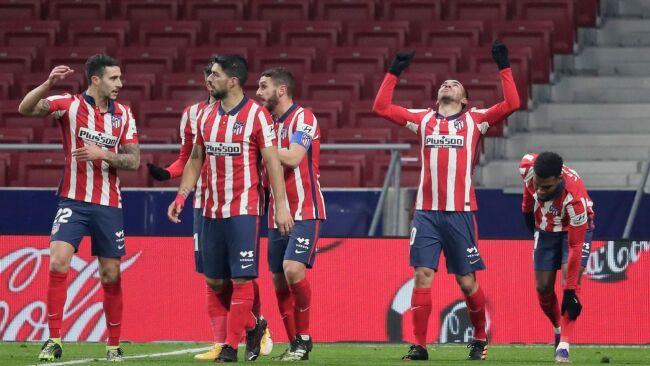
[35,345,211,366]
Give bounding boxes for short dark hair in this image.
[85,54,119,83]
[213,54,248,87]
[260,67,295,97]
[534,151,563,179]
[203,61,214,78]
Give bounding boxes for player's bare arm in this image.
[103,143,140,170]
[278,143,307,169]
[261,146,294,235]
[168,144,204,223]
[18,65,74,116]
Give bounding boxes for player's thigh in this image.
[409,210,443,271]
[89,204,125,258]
[201,217,230,279]
[439,211,485,275]
[283,220,320,270]
[193,208,204,274]
[50,199,91,255]
[535,270,557,293]
[268,228,289,273]
[225,215,260,279]
[534,230,563,271]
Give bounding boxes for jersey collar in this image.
[82,92,116,114]
[276,103,298,123]
[218,96,249,116]
[435,110,463,121]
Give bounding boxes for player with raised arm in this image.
[256,67,326,361]
[18,55,140,362]
[373,41,520,361]
[519,152,594,363]
[167,55,293,363]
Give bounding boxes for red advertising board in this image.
[1,236,649,344]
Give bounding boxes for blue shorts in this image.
[201,215,260,279]
[268,220,321,273]
[409,210,485,275]
[193,208,204,273]
[534,228,594,271]
[50,198,125,258]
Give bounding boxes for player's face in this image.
[256,76,280,113]
[207,63,233,100]
[437,80,467,105]
[94,66,122,100]
[533,175,562,201]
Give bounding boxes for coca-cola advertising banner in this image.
[1,236,649,344]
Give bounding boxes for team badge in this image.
[111,115,122,128]
[549,205,561,216]
[281,127,289,139]
[453,119,464,130]
[233,121,245,135]
[301,133,312,147]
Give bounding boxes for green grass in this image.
[2,342,649,366]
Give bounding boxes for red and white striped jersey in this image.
[46,93,138,208]
[373,68,520,211]
[195,96,276,218]
[519,153,595,232]
[165,98,211,209]
[268,104,326,228]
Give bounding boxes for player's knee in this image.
[283,261,305,284]
[413,268,434,288]
[49,258,70,273]
[536,284,554,295]
[99,267,120,284]
[205,278,227,292]
[455,274,477,295]
[272,272,288,290]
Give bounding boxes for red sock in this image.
[411,288,431,347]
[560,313,576,342]
[252,279,261,318]
[47,271,68,339]
[537,291,561,327]
[226,282,256,348]
[207,284,228,343]
[290,278,311,336]
[275,287,296,340]
[464,287,487,340]
[102,278,123,347]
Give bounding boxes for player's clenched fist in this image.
[168,193,186,223]
[388,51,416,77]
[491,40,510,70]
[47,65,74,86]
[561,289,582,320]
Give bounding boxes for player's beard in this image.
[264,93,279,113]
[438,95,454,104]
[211,88,227,100]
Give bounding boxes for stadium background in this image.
[1,0,650,347]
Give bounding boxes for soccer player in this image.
[18,55,140,362]
[256,68,326,361]
[167,54,293,363]
[373,41,520,361]
[148,62,273,360]
[519,152,594,363]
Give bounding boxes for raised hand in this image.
[47,65,74,86]
[491,40,510,70]
[388,51,416,77]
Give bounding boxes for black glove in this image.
[491,40,510,70]
[561,289,582,320]
[523,212,535,233]
[388,51,416,77]
[147,163,171,181]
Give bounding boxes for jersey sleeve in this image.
[564,189,589,289]
[165,106,194,178]
[45,94,74,120]
[193,108,205,146]
[254,106,277,149]
[522,183,535,213]
[470,68,521,135]
[372,73,430,135]
[120,106,138,145]
[290,109,318,150]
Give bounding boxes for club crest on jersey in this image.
[549,205,561,216]
[232,121,245,135]
[111,114,122,128]
[78,127,118,147]
[281,127,289,139]
[205,142,242,156]
[424,134,464,148]
[301,133,312,147]
[453,119,464,130]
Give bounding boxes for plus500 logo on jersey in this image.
[425,134,464,148]
[205,142,242,156]
[78,128,118,147]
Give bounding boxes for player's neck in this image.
[85,88,109,112]
[220,89,245,112]
[272,98,294,120]
[436,102,463,118]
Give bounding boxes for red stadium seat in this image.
[302,73,364,101]
[0,73,13,99]
[151,152,184,187]
[576,0,599,27]
[370,154,421,187]
[299,100,343,137]
[183,47,249,73]
[0,100,53,129]
[492,21,554,83]
[373,73,437,106]
[319,153,365,187]
[406,47,461,75]
[119,0,179,21]
[43,47,107,74]
[137,21,201,48]
[516,0,576,54]
[115,47,177,74]
[48,0,107,20]
[118,153,153,187]
[0,127,34,143]
[67,21,130,48]
[184,0,245,21]
[120,73,156,101]
[280,21,341,48]
[455,73,501,107]
[348,100,413,129]
[207,21,271,48]
[0,21,59,47]
[315,0,376,21]
[160,73,211,103]
[446,0,509,44]
[346,22,408,52]
[325,47,388,80]
[15,152,66,187]
[327,128,392,171]
[0,47,35,74]
[420,21,483,48]
[19,73,84,97]
[0,154,7,186]
[253,47,316,78]
[138,101,188,129]
[41,127,63,143]
[0,0,41,21]
[250,0,310,21]
[381,0,442,45]
[137,128,179,144]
